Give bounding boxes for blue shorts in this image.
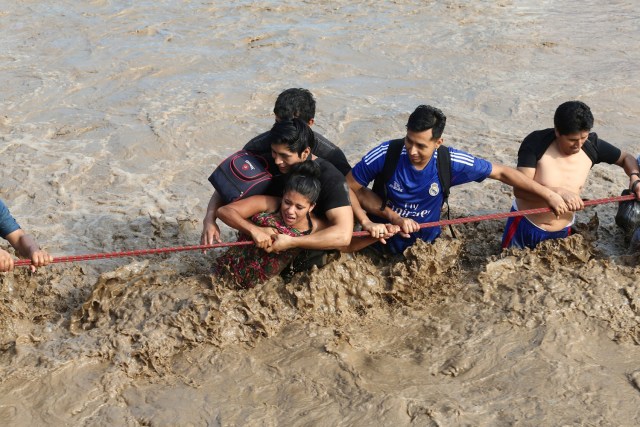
[501,208,571,249]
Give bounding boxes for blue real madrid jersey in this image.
[351,140,493,253]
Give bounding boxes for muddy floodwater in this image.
[1,1,639,425]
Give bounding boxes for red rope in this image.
[372,194,637,233]
[13,241,254,267]
[14,194,636,267]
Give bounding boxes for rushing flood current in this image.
[1,1,639,425]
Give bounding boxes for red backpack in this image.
[208,150,273,203]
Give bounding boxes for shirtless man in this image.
[502,100,640,249]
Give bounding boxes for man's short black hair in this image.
[554,101,594,135]
[273,88,316,123]
[406,105,446,139]
[268,118,316,155]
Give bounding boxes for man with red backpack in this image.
[201,88,352,247]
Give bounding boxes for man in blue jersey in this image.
[346,104,569,254]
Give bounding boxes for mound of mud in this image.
[1,222,639,425]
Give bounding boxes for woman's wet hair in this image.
[283,160,321,204]
[268,118,317,155]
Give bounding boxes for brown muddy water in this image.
[1,1,639,425]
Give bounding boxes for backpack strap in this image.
[372,139,404,211]
[436,145,451,204]
[436,145,456,238]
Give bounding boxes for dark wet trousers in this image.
[280,249,333,281]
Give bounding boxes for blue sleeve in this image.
[351,142,389,186]
[0,199,21,239]
[448,147,493,186]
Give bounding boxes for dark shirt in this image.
[517,128,621,168]
[244,130,352,176]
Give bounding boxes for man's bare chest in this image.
[535,151,592,191]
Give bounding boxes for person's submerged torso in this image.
[214,211,310,288]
